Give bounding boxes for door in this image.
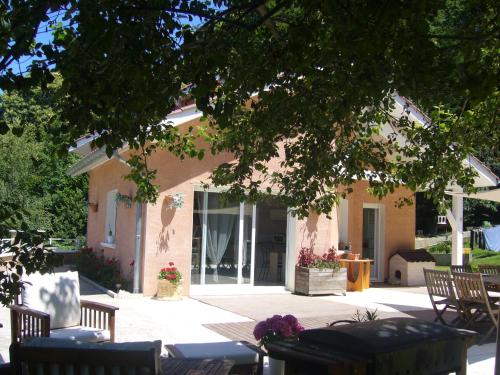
[191,191,287,286]
[362,206,381,280]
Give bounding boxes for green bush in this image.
[428,241,451,254]
[76,250,128,291]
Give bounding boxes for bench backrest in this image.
[10,338,161,375]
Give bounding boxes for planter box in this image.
[429,253,471,266]
[295,266,346,296]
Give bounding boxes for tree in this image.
[0,0,498,217]
[0,80,88,238]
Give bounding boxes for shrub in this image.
[428,241,451,254]
[76,250,127,291]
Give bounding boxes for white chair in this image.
[10,271,118,343]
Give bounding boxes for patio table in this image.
[266,318,477,375]
[338,259,373,291]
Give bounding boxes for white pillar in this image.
[451,195,463,266]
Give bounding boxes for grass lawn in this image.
[431,249,500,271]
[470,249,500,269]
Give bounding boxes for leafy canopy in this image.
[0,0,498,217]
[0,78,88,238]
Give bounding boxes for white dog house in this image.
[389,249,436,286]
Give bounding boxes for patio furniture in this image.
[451,265,472,273]
[478,265,500,275]
[10,337,162,375]
[338,259,373,291]
[266,318,477,375]
[452,271,499,343]
[423,268,461,325]
[10,271,118,344]
[165,341,265,375]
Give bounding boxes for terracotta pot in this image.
[157,279,181,299]
[348,253,360,260]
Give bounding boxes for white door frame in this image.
[194,190,292,288]
[363,203,385,282]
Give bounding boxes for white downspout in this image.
[133,201,142,293]
[113,151,142,292]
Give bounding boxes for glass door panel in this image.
[254,197,287,286]
[362,208,378,277]
[241,204,254,284]
[205,192,240,284]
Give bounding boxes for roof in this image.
[390,249,435,263]
[68,104,202,176]
[68,94,499,186]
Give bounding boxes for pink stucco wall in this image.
[86,119,415,295]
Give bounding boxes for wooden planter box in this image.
[157,279,181,300]
[295,266,347,296]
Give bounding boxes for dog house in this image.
[389,249,435,286]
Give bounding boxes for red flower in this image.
[169,262,174,266]
[170,267,177,272]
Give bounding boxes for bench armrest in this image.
[9,305,50,343]
[80,300,119,342]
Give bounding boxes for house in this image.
[68,95,495,296]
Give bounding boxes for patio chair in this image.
[423,268,461,325]
[478,265,500,275]
[452,271,499,344]
[10,271,118,344]
[450,265,472,273]
[478,265,500,293]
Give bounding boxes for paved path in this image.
[0,280,495,374]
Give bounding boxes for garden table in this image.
[266,318,477,375]
[338,259,373,291]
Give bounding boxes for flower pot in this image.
[157,279,181,299]
[268,357,285,375]
[295,266,346,296]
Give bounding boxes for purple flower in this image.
[253,314,304,347]
[253,321,269,341]
[294,323,305,333]
[283,314,298,327]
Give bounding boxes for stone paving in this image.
[0,279,495,374]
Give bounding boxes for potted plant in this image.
[253,314,304,375]
[295,247,347,296]
[157,262,182,299]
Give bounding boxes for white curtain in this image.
[199,193,237,282]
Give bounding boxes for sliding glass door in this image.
[191,191,287,286]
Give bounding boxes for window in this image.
[105,190,118,244]
[437,216,447,225]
